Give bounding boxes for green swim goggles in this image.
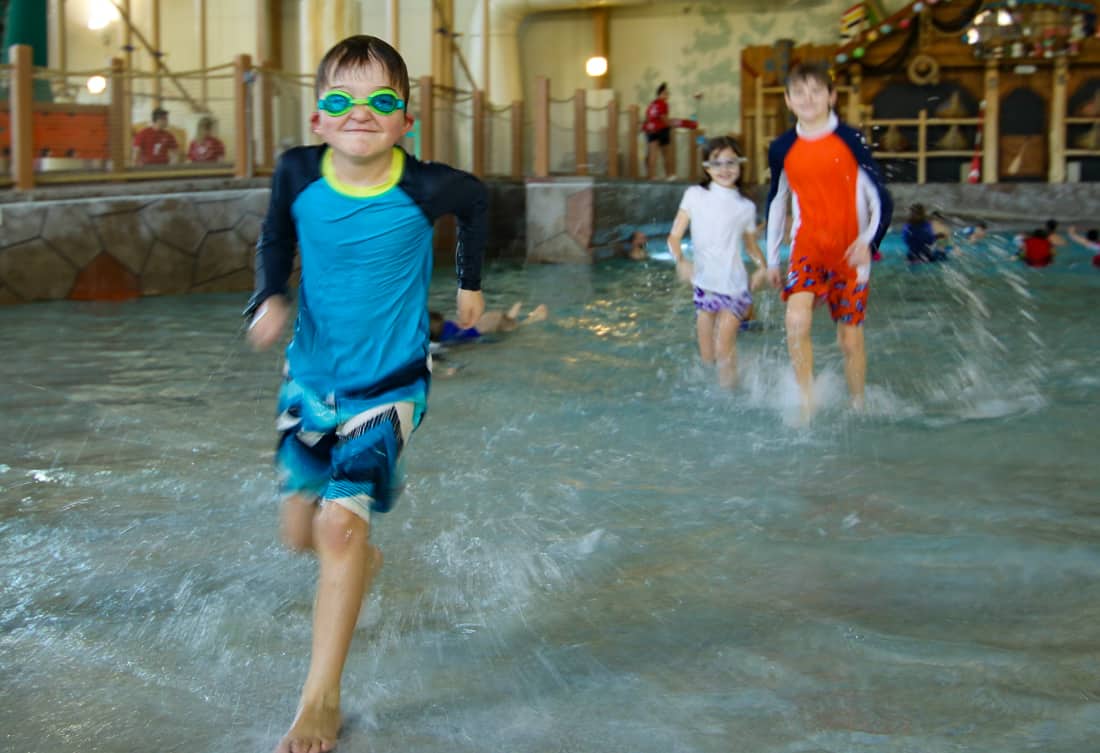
[317,88,406,117]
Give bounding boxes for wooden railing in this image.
[1,44,712,192]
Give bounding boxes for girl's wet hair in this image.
[907,203,927,224]
[699,136,745,191]
[315,35,410,103]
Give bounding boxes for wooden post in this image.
[259,63,275,169]
[388,0,399,47]
[109,57,126,172]
[196,0,208,106]
[9,44,34,191]
[754,76,766,184]
[419,75,435,162]
[574,88,587,175]
[627,104,639,178]
[1049,56,1067,183]
[689,129,702,182]
[667,130,677,179]
[152,0,162,106]
[607,97,619,178]
[983,59,999,184]
[847,65,862,126]
[59,0,68,83]
[917,109,927,185]
[510,100,524,178]
[233,53,252,178]
[472,89,486,177]
[534,76,550,177]
[592,8,609,90]
[480,0,489,97]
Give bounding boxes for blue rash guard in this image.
[247,145,487,412]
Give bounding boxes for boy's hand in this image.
[247,295,290,351]
[846,239,871,268]
[767,267,783,289]
[455,288,485,329]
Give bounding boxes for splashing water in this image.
[2,232,1099,753]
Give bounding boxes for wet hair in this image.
[785,62,834,93]
[315,35,410,103]
[975,220,988,230]
[907,203,928,225]
[657,82,668,97]
[428,310,444,342]
[1031,228,1049,239]
[151,107,168,122]
[1045,219,1058,232]
[1087,229,1099,243]
[699,136,745,191]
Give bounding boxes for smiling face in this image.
[784,75,836,131]
[312,60,413,164]
[704,146,742,190]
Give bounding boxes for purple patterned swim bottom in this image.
[693,287,752,319]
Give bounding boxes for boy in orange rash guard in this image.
[764,63,892,422]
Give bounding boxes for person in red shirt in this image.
[643,83,672,180]
[187,116,226,163]
[132,107,179,166]
[1020,228,1054,267]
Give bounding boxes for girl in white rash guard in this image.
[667,136,767,388]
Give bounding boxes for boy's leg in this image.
[524,304,548,324]
[695,310,717,364]
[277,503,383,753]
[785,291,816,420]
[280,494,319,552]
[837,323,866,410]
[715,310,742,388]
[646,141,658,179]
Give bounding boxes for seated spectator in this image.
[188,116,226,163]
[132,107,179,166]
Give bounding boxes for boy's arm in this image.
[404,158,488,292]
[764,136,794,270]
[244,149,305,319]
[841,125,893,251]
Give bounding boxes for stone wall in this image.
[4,177,1100,304]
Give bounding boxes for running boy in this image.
[245,35,487,753]
[764,62,892,420]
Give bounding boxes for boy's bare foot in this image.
[275,699,342,753]
[525,304,548,323]
[506,302,523,320]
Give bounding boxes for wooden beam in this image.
[1049,57,1067,183]
[9,45,35,191]
[533,76,549,177]
[510,100,524,179]
[627,104,639,178]
[607,97,619,178]
[982,60,998,184]
[574,88,587,175]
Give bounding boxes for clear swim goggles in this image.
[702,157,747,169]
[317,88,406,117]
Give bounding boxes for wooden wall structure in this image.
[742,0,1100,184]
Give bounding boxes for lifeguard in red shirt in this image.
[764,63,893,421]
[643,83,672,180]
[132,107,179,166]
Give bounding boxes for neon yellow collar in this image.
[322,147,404,197]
